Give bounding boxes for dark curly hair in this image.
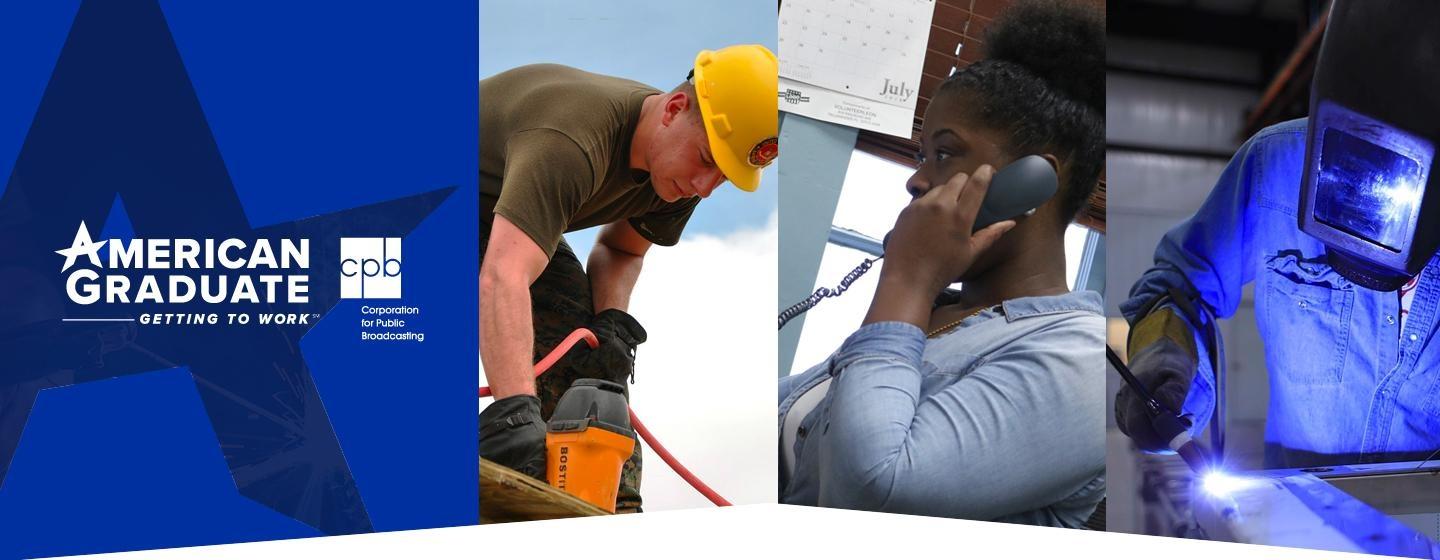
[940,0,1105,224]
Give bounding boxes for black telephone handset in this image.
[779,155,1059,330]
[969,155,1059,232]
[881,154,1059,248]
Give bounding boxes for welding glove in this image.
[1114,307,1199,453]
[580,309,647,387]
[479,395,547,479]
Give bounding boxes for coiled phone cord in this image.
[777,256,880,330]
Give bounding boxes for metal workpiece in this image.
[1135,452,1203,538]
[1193,461,1440,558]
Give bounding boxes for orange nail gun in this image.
[545,379,635,512]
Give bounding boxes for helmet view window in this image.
[1314,127,1428,253]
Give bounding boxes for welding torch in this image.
[1107,344,1214,474]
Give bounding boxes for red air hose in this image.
[479,328,732,507]
[629,410,732,506]
[477,328,598,399]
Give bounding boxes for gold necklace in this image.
[925,307,989,339]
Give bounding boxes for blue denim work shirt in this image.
[779,291,1106,528]
[1123,118,1440,468]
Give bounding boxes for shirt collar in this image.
[1000,290,1104,322]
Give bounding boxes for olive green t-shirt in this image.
[480,63,700,259]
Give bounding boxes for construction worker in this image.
[478,45,777,513]
[1116,0,1440,469]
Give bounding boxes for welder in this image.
[477,45,777,513]
[1116,0,1440,469]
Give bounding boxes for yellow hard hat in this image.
[691,45,778,192]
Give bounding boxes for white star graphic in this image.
[55,221,108,272]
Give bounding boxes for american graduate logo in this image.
[58,221,313,305]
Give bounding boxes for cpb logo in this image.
[340,238,401,299]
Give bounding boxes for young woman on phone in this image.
[779,0,1106,528]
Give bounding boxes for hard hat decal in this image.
[748,137,778,168]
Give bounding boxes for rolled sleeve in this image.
[833,321,927,371]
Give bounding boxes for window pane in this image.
[831,151,913,238]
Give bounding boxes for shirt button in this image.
[1386,315,1396,325]
[1410,334,1419,342]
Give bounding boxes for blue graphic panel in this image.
[0,1,477,555]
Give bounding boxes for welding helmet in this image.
[690,44,778,192]
[1297,0,1440,291]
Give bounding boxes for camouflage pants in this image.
[480,220,643,513]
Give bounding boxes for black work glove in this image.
[579,309,647,387]
[1114,336,1198,453]
[479,395,547,479]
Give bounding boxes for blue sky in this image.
[480,0,778,260]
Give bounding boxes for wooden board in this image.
[480,459,609,523]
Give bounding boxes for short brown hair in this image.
[670,81,701,119]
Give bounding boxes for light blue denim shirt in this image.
[779,290,1106,528]
[1123,118,1440,468]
